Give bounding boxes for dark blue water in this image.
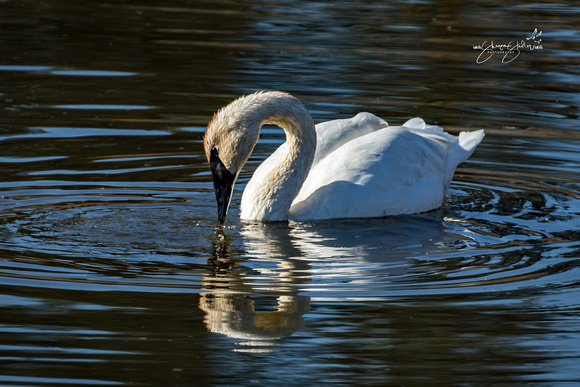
[1,1,579,385]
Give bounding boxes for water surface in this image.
[1,0,579,385]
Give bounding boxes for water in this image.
[1,0,579,385]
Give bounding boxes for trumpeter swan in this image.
[204,91,484,223]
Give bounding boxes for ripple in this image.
[1,169,578,302]
[51,104,155,110]
[50,70,137,77]
[0,65,54,72]
[0,156,69,163]
[0,66,137,78]
[0,127,170,141]
[0,376,122,386]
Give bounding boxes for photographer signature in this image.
[473,29,544,64]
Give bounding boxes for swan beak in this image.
[209,147,236,224]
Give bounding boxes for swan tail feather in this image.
[447,129,485,172]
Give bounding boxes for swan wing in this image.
[313,112,387,165]
[290,125,483,220]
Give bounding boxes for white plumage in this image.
[204,91,484,223]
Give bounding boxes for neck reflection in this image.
[199,224,311,352]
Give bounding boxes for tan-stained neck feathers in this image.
[204,91,317,221]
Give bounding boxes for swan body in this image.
[204,91,484,223]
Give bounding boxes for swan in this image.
[203,91,484,223]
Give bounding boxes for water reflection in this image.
[197,219,580,384]
[200,227,310,351]
[200,213,458,348]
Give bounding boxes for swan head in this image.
[204,95,263,223]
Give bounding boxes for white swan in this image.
[203,91,484,223]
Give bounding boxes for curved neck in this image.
[239,92,316,221]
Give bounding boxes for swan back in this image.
[290,118,484,220]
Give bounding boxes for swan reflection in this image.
[199,226,311,351]
[200,212,459,349]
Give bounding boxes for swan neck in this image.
[247,94,315,146]
[240,92,316,221]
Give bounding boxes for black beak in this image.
[209,147,236,224]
